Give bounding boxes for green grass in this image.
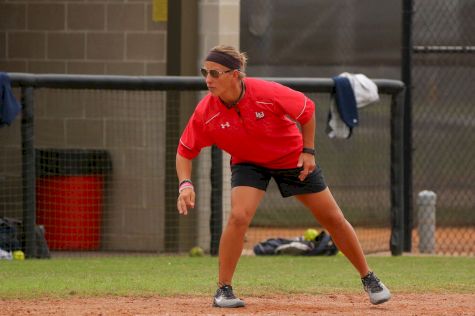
[0,255,474,299]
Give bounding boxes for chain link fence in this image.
[247,92,395,254]
[1,1,472,256]
[241,0,475,255]
[411,0,475,255]
[240,1,403,254]
[1,74,403,258]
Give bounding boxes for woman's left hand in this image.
[297,153,316,181]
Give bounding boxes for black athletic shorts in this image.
[231,163,327,198]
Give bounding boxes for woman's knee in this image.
[228,209,253,228]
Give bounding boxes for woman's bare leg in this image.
[296,188,370,277]
[218,186,265,285]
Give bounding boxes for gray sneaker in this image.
[361,272,391,305]
[213,285,245,308]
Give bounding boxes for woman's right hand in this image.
[177,187,195,215]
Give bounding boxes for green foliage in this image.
[0,255,474,299]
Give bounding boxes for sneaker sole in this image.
[371,295,391,305]
[213,300,245,308]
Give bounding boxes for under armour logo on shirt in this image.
[221,122,230,129]
[255,111,265,119]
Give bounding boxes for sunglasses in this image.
[200,68,234,78]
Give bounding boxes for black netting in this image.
[412,0,475,255]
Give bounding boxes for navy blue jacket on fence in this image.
[326,76,359,139]
[0,72,21,127]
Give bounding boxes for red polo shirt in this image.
[177,77,315,169]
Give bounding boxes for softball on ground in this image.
[189,246,204,257]
[303,228,319,241]
[13,250,25,260]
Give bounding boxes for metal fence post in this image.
[210,145,223,256]
[417,190,436,254]
[21,86,36,258]
[390,88,406,256]
[401,0,414,253]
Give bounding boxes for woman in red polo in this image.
[176,45,391,308]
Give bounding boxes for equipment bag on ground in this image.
[253,230,339,256]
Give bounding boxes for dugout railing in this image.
[6,73,405,257]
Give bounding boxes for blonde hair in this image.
[209,45,248,78]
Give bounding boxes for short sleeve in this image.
[177,111,213,160]
[273,82,315,124]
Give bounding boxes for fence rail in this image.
[10,73,403,94]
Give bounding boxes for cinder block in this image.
[112,179,145,208]
[28,3,65,31]
[35,119,66,146]
[28,61,66,74]
[8,32,46,59]
[123,207,157,234]
[67,3,105,31]
[47,33,85,59]
[105,119,145,148]
[87,32,124,60]
[66,119,104,147]
[145,62,166,75]
[0,33,5,59]
[126,33,165,61]
[67,61,105,74]
[107,3,145,31]
[41,90,84,118]
[0,3,26,30]
[105,62,145,75]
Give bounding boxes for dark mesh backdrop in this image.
[412,0,475,255]
[241,0,475,255]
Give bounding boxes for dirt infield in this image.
[3,294,475,316]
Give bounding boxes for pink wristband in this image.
[179,182,194,193]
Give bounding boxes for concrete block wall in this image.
[33,89,167,252]
[0,0,167,75]
[0,0,169,252]
[0,0,241,253]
